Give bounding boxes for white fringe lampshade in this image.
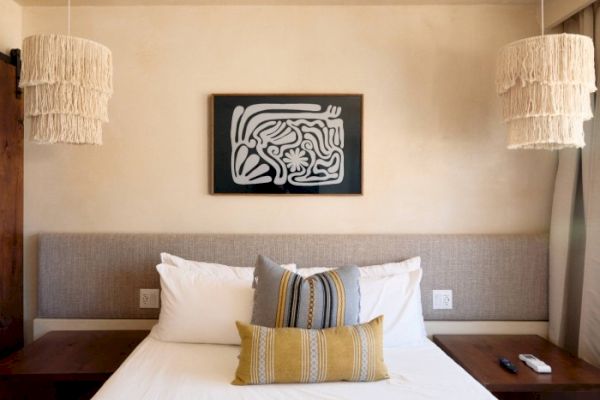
[20,34,113,145]
[496,33,596,150]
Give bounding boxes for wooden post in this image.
[0,49,24,357]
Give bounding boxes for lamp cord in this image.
[67,0,71,36]
[540,0,545,36]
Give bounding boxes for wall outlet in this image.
[140,288,160,308]
[433,289,453,310]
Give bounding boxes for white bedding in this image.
[93,335,496,400]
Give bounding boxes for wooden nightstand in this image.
[433,335,600,400]
[0,330,148,400]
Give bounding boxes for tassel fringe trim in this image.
[21,34,113,94]
[29,114,103,145]
[496,33,596,94]
[500,82,593,121]
[507,116,585,150]
[24,83,109,121]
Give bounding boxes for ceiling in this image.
[15,0,537,6]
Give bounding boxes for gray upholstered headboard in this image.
[37,233,548,321]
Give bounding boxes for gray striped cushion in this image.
[252,255,360,329]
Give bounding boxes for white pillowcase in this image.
[360,269,427,347]
[293,256,422,278]
[295,257,427,347]
[160,252,295,281]
[155,252,425,347]
[154,254,296,344]
[151,263,253,344]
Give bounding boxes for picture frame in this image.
[211,94,363,195]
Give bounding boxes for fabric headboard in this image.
[37,233,548,321]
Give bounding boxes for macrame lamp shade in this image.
[20,34,113,145]
[496,33,596,150]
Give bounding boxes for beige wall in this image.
[0,0,21,54]
[545,0,595,28]
[22,4,556,342]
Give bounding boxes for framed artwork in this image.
[212,94,362,194]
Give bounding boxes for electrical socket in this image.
[432,289,453,310]
[140,288,160,308]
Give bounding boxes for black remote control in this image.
[499,357,518,374]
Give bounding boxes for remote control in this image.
[519,354,552,373]
[499,357,519,374]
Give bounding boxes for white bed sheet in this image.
[93,336,496,400]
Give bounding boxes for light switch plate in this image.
[433,289,453,310]
[140,288,160,308]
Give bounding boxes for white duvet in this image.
[93,336,496,400]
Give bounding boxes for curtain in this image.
[549,4,600,366]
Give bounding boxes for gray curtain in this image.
[549,5,600,366]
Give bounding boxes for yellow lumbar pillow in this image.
[232,315,388,385]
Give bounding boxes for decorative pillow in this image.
[151,263,253,344]
[233,316,388,385]
[160,252,296,282]
[295,257,427,348]
[252,255,360,329]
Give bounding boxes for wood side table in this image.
[0,330,148,400]
[433,335,600,400]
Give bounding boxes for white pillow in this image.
[160,252,296,281]
[360,269,428,347]
[295,257,427,347]
[293,256,422,278]
[151,263,253,344]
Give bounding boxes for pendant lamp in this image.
[496,0,596,150]
[20,0,112,145]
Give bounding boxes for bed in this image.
[93,335,496,400]
[35,233,547,400]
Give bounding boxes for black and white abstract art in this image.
[212,94,362,194]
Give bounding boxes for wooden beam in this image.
[545,0,595,29]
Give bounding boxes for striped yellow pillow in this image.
[233,316,388,385]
